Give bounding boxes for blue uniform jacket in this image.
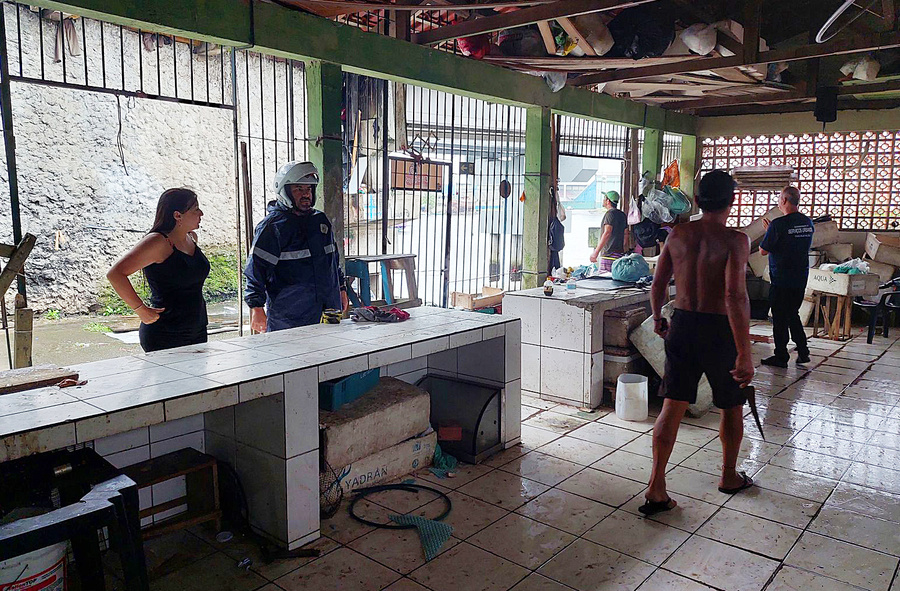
[244,201,344,331]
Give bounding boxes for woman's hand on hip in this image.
[137,305,165,325]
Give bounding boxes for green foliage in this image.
[83,322,111,333]
[44,309,61,320]
[98,247,240,316]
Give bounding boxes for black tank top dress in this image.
[138,233,211,353]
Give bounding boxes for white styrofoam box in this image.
[150,414,204,443]
[203,406,234,439]
[286,449,319,548]
[235,442,287,544]
[503,294,541,345]
[505,320,522,383]
[457,337,505,384]
[76,404,164,443]
[234,393,287,458]
[502,379,522,445]
[384,356,427,378]
[238,375,284,403]
[320,378,431,469]
[150,431,204,458]
[104,444,150,470]
[428,349,458,374]
[204,430,236,468]
[807,269,880,296]
[93,427,149,456]
[541,298,585,352]
[521,344,541,393]
[334,431,436,494]
[584,311,604,355]
[284,368,318,459]
[540,346,585,404]
[585,352,604,408]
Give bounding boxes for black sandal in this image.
[638,496,677,516]
[718,471,754,494]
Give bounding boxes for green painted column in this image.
[642,129,664,180]
[523,107,552,289]
[306,61,345,261]
[679,134,699,201]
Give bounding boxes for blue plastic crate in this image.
[318,368,381,411]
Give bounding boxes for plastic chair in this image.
[853,279,900,343]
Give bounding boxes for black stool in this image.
[0,448,149,591]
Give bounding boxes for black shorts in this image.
[663,309,746,409]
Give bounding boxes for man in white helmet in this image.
[244,161,348,332]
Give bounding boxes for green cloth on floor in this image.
[389,514,453,561]
[428,444,458,479]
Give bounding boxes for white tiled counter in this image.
[0,307,521,550]
[504,284,669,408]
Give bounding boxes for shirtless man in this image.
[640,169,755,515]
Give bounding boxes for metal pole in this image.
[231,49,244,336]
[0,6,25,297]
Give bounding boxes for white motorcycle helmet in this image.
[274,161,319,210]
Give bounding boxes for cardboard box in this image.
[863,258,896,283]
[806,269,880,297]
[603,351,644,385]
[822,243,853,262]
[748,250,769,279]
[450,286,504,310]
[741,207,783,246]
[811,220,840,248]
[320,377,431,469]
[335,431,437,493]
[603,305,648,349]
[865,233,900,267]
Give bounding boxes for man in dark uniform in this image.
[759,186,813,367]
[244,161,348,332]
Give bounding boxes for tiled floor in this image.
[96,328,900,591]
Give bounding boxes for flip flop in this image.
[638,496,677,516]
[718,471,754,494]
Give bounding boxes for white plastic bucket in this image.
[616,374,649,421]
[0,543,67,591]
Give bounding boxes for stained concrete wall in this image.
[0,6,306,313]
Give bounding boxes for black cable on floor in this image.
[349,483,452,529]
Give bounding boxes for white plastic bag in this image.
[840,55,880,81]
[643,192,674,224]
[543,71,567,92]
[681,23,717,56]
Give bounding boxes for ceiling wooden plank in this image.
[838,79,900,95]
[483,54,697,71]
[572,30,900,86]
[536,20,556,54]
[664,84,808,111]
[884,0,896,30]
[557,16,596,55]
[412,0,656,45]
[742,0,761,64]
[696,98,900,117]
[288,0,554,14]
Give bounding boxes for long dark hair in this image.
[148,188,198,235]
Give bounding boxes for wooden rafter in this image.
[838,79,900,95]
[290,0,554,15]
[695,98,900,117]
[662,84,808,111]
[572,30,900,86]
[742,0,761,64]
[412,0,656,44]
[482,54,697,71]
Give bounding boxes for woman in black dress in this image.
[107,188,210,352]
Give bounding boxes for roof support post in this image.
[523,107,552,289]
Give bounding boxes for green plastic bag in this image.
[664,186,692,215]
[611,254,651,282]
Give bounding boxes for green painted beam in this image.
[36,0,697,135]
[642,129,664,179]
[523,107,552,289]
[306,61,345,261]
[679,134,698,201]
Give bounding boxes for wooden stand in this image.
[812,293,853,341]
[122,448,221,539]
[345,254,421,309]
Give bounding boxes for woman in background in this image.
[107,188,210,352]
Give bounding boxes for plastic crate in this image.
[318,368,381,411]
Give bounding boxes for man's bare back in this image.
[665,219,749,315]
